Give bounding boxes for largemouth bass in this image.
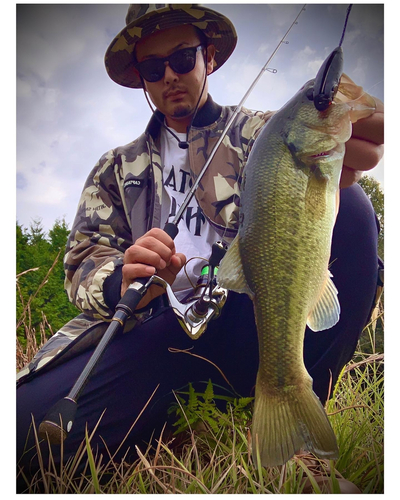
[217,74,376,467]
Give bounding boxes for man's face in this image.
[135,25,215,132]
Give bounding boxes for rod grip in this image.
[163,222,179,239]
[117,280,148,315]
[117,222,178,314]
[38,397,77,445]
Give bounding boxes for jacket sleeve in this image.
[64,149,133,320]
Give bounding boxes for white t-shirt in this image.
[160,125,220,298]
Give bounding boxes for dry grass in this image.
[16,256,60,371]
[16,267,384,494]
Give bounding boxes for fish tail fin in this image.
[252,375,338,467]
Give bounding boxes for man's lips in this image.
[164,89,186,100]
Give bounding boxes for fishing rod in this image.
[38,4,307,445]
[170,5,307,228]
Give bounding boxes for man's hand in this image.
[121,228,186,310]
[340,97,384,188]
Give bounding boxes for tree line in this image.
[16,218,79,346]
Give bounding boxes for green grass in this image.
[17,268,384,493]
[17,323,384,494]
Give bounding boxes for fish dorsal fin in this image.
[217,234,255,298]
[307,271,340,332]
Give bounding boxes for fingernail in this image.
[145,266,156,274]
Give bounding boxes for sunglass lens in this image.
[170,48,197,74]
[139,60,165,82]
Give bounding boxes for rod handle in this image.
[118,222,178,314]
[117,281,149,315]
[163,222,179,239]
[38,397,77,444]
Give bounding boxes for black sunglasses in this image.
[135,45,204,83]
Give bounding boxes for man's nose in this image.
[163,62,179,84]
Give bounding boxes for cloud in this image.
[19,171,68,206]
[15,3,384,232]
[351,57,369,87]
[268,4,304,28]
[281,45,323,84]
[350,4,384,39]
[223,61,263,98]
[257,43,270,55]
[343,28,362,46]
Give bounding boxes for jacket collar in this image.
[145,94,223,139]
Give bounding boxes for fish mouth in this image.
[304,144,342,162]
[310,151,332,158]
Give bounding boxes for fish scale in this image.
[217,74,376,466]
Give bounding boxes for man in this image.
[17,4,384,485]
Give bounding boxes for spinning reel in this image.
[149,240,229,339]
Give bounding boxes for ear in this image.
[206,45,216,75]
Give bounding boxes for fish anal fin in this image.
[307,271,340,332]
[252,376,339,467]
[216,234,254,298]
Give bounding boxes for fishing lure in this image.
[312,5,353,111]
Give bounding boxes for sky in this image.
[16,2,384,233]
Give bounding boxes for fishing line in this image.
[338,4,353,47]
[183,256,209,289]
[362,80,384,98]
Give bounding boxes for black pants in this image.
[17,184,380,488]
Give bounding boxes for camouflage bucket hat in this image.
[105,4,237,89]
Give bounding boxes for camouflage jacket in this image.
[17,95,272,385]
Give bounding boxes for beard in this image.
[171,103,193,118]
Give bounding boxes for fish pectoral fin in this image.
[216,234,254,298]
[307,271,340,332]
